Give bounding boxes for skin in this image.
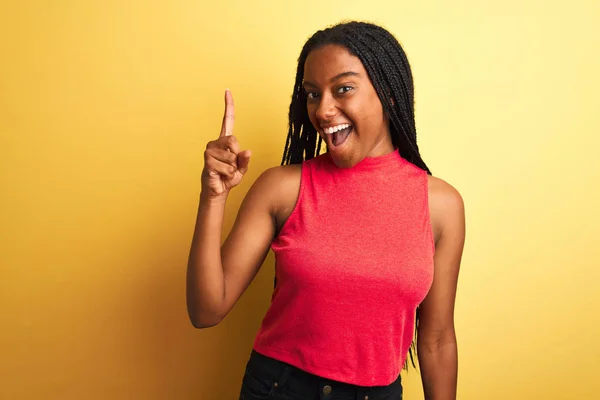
[186,45,465,400]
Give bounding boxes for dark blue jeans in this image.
[239,350,403,400]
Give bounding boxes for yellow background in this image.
[1,0,599,399]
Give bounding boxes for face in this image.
[303,44,394,168]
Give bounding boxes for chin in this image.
[329,152,357,169]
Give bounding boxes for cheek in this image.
[346,104,374,128]
[361,101,385,128]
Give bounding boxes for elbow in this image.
[417,327,457,353]
[190,318,220,329]
[188,313,224,329]
[186,287,227,328]
[187,306,226,329]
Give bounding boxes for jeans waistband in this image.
[246,350,402,399]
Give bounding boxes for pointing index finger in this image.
[220,89,235,138]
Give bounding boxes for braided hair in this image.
[279,21,431,371]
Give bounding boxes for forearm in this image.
[418,335,458,400]
[186,192,228,327]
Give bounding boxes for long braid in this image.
[279,21,431,370]
[356,29,427,172]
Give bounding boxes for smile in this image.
[321,124,353,147]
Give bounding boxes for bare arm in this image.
[186,90,281,328]
[187,168,284,327]
[418,176,465,400]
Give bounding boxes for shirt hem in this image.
[252,343,400,387]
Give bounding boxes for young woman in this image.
[187,21,465,400]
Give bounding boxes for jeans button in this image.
[322,385,332,395]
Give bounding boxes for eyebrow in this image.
[303,71,361,88]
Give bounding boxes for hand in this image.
[201,90,252,200]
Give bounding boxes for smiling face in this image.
[303,44,395,168]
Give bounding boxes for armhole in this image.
[424,173,436,255]
[273,162,306,241]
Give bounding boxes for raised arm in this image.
[186,90,280,328]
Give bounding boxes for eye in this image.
[306,91,319,99]
[337,86,353,94]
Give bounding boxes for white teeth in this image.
[323,123,351,134]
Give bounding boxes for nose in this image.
[315,93,337,122]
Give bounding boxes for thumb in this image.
[237,149,252,175]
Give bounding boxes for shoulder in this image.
[248,163,302,215]
[259,162,301,186]
[254,153,328,195]
[427,175,464,211]
[426,175,465,243]
[255,164,302,192]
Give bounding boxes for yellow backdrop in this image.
[1,0,599,399]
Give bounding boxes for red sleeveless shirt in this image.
[253,150,435,386]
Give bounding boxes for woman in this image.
[187,21,465,400]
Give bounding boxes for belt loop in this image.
[279,365,292,387]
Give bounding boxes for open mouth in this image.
[323,123,353,147]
